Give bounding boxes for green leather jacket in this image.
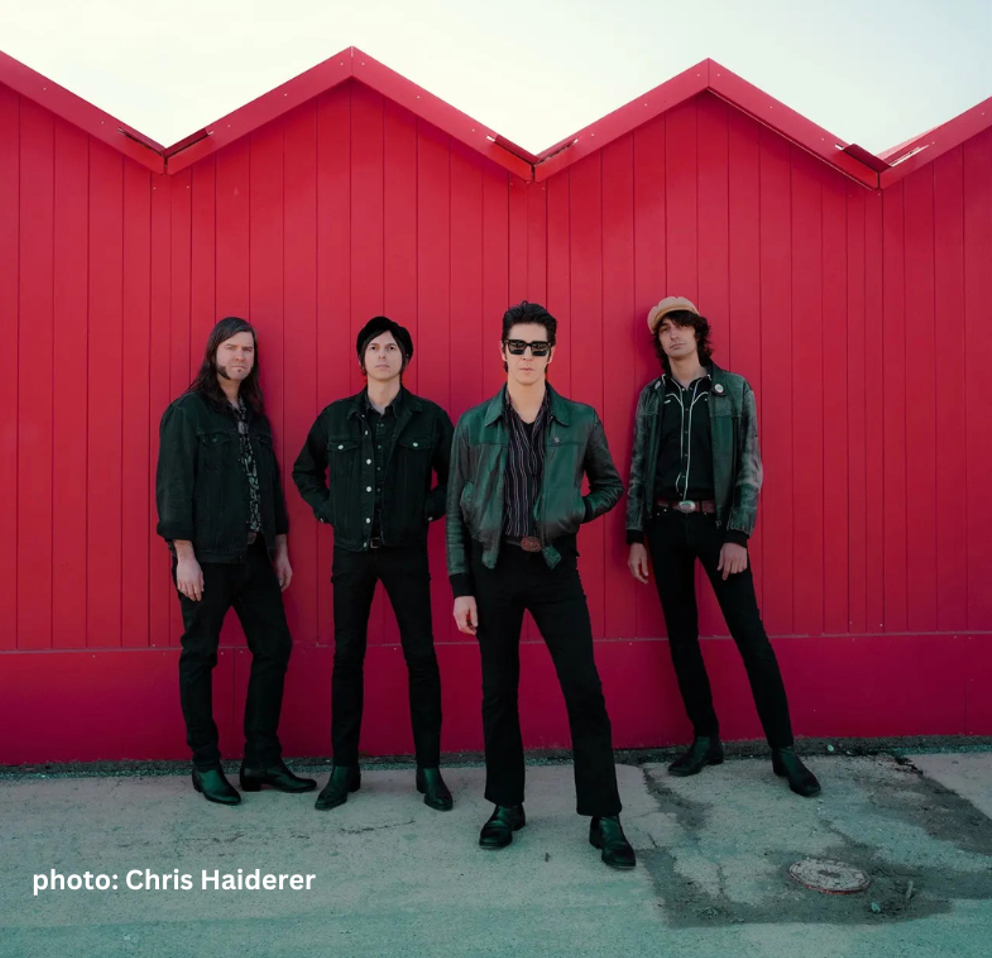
[625,362,763,545]
[446,385,623,596]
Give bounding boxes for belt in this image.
[503,535,542,553]
[655,498,716,515]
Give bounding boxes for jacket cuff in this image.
[157,522,195,542]
[724,529,749,547]
[449,573,473,599]
[626,529,645,545]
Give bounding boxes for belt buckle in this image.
[369,536,382,550]
[519,536,542,553]
[675,500,698,514]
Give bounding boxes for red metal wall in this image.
[1,82,990,765]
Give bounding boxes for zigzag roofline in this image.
[1,46,989,187]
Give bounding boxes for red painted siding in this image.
[2,82,991,764]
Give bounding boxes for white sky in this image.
[1,0,991,155]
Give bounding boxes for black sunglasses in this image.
[504,339,552,357]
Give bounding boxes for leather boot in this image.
[416,767,453,811]
[240,760,317,793]
[192,767,241,806]
[772,748,821,797]
[589,815,636,869]
[478,804,526,849]
[314,765,361,810]
[668,736,724,777]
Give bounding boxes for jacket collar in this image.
[653,361,727,394]
[346,384,423,419]
[484,382,571,427]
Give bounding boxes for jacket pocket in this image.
[198,430,235,474]
[326,437,360,482]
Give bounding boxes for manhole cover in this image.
[789,858,871,894]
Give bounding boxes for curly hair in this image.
[653,310,713,372]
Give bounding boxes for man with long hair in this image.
[293,317,455,813]
[156,317,316,805]
[625,296,820,797]
[447,301,635,869]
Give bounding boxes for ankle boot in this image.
[589,815,636,869]
[240,760,317,793]
[314,765,361,810]
[478,804,525,849]
[772,747,821,797]
[668,736,724,777]
[192,767,241,806]
[415,767,453,811]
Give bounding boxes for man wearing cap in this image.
[447,300,636,869]
[625,297,820,797]
[293,317,455,812]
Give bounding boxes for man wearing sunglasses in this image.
[446,301,635,870]
[293,316,455,814]
[625,296,820,798]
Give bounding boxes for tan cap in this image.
[647,296,699,334]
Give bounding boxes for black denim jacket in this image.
[155,391,290,563]
[292,388,454,552]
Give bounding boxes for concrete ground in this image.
[1,751,991,958]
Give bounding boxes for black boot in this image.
[192,767,241,806]
[240,760,317,793]
[314,766,361,810]
[416,767,453,811]
[668,736,724,777]
[478,804,526,849]
[772,748,821,797]
[589,815,636,869]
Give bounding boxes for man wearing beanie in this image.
[625,297,820,798]
[293,316,455,812]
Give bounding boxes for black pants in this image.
[176,540,292,770]
[330,545,442,767]
[645,510,794,749]
[472,540,622,817]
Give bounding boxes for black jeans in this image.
[645,510,794,749]
[330,545,442,767]
[472,540,622,817]
[175,540,292,770]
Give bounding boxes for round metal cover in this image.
[789,858,871,894]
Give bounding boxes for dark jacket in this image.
[446,384,624,596]
[625,362,762,545]
[292,388,454,552]
[155,391,290,563]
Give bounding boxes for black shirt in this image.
[503,387,549,537]
[363,388,402,538]
[654,373,716,502]
[234,397,263,533]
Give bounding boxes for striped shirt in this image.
[502,387,550,537]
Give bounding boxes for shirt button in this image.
[366,459,372,465]
[366,486,372,492]
[338,444,344,450]
[365,517,371,524]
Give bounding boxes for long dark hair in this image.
[653,310,714,374]
[189,316,265,414]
